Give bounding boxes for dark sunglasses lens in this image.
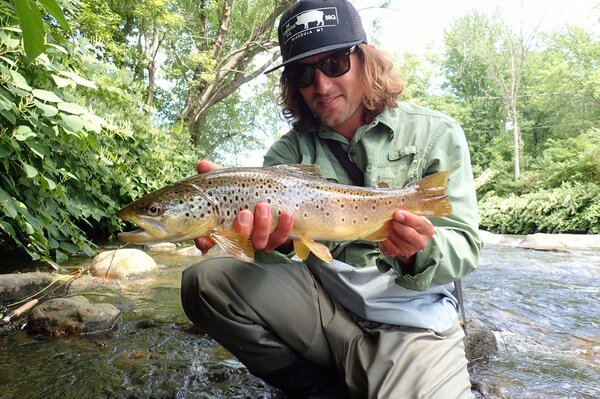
[287,49,352,88]
[287,66,313,88]
[322,52,351,77]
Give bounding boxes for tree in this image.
[172,0,293,144]
[443,10,537,180]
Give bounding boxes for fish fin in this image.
[293,239,310,260]
[410,171,453,217]
[273,164,322,178]
[300,236,333,263]
[361,221,393,241]
[210,229,255,263]
[377,182,390,189]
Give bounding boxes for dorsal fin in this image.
[272,164,322,178]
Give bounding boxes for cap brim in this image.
[263,40,364,74]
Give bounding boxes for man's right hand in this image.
[194,160,295,255]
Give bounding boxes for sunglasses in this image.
[285,46,357,89]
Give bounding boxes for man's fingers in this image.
[250,203,272,250]
[233,210,254,237]
[394,210,434,236]
[197,160,221,174]
[265,210,294,251]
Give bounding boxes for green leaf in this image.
[34,100,58,117]
[0,32,20,49]
[0,142,12,157]
[13,125,36,141]
[0,221,16,237]
[57,102,87,115]
[83,114,104,133]
[0,187,10,202]
[32,89,63,102]
[42,175,56,189]
[59,71,97,89]
[22,162,39,178]
[60,114,84,132]
[59,241,79,253]
[0,110,17,125]
[51,74,73,88]
[55,249,68,263]
[14,0,45,59]
[10,70,32,91]
[45,258,62,271]
[39,0,70,32]
[0,95,14,111]
[2,201,18,218]
[26,141,50,159]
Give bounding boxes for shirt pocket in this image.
[366,146,422,188]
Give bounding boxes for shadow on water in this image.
[1,244,599,398]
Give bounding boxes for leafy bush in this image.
[0,21,195,267]
[479,182,600,234]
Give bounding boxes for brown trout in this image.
[117,165,451,263]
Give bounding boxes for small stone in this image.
[91,249,157,279]
[145,242,177,252]
[27,295,120,336]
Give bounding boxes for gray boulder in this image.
[28,295,121,336]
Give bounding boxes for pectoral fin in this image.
[361,221,392,241]
[294,236,333,263]
[293,239,310,260]
[210,229,254,263]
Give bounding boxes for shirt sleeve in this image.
[376,121,483,291]
[263,131,302,166]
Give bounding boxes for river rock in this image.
[176,245,204,256]
[145,242,178,252]
[91,249,157,279]
[28,295,120,336]
[518,233,600,251]
[464,322,498,362]
[0,272,58,303]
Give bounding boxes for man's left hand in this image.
[379,210,434,264]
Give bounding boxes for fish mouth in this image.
[117,227,160,243]
[117,214,170,243]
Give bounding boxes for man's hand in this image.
[194,160,294,254]
[378,210,434,265]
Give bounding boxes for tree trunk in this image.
[179,0,294,143]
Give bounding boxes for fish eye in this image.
[146,203,162,216]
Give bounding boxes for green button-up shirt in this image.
[261,101,482,292]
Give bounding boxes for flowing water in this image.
[0,244,599,398]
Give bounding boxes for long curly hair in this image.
[279,44,404,132]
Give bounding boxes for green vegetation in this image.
[0,1,598,268]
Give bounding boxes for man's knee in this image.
[180,257,241,325]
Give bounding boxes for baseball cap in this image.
[264,0,367,74]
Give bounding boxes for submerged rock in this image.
[28,295,120,336]
[92,249,157,279]
[464,322,498,362]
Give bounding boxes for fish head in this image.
[117,182,216,244]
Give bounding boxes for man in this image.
[181,0,482,397]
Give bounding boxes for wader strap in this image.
[325,138,468,333]
[454,279,467,333]
[324,139,364,186]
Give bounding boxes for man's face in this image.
[292,48,365,137]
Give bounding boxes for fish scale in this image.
[117,164,452,263]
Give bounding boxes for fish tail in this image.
[410,171,452,217]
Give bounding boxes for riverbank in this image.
[478,230,600,251]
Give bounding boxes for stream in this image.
[0,244,599,398]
